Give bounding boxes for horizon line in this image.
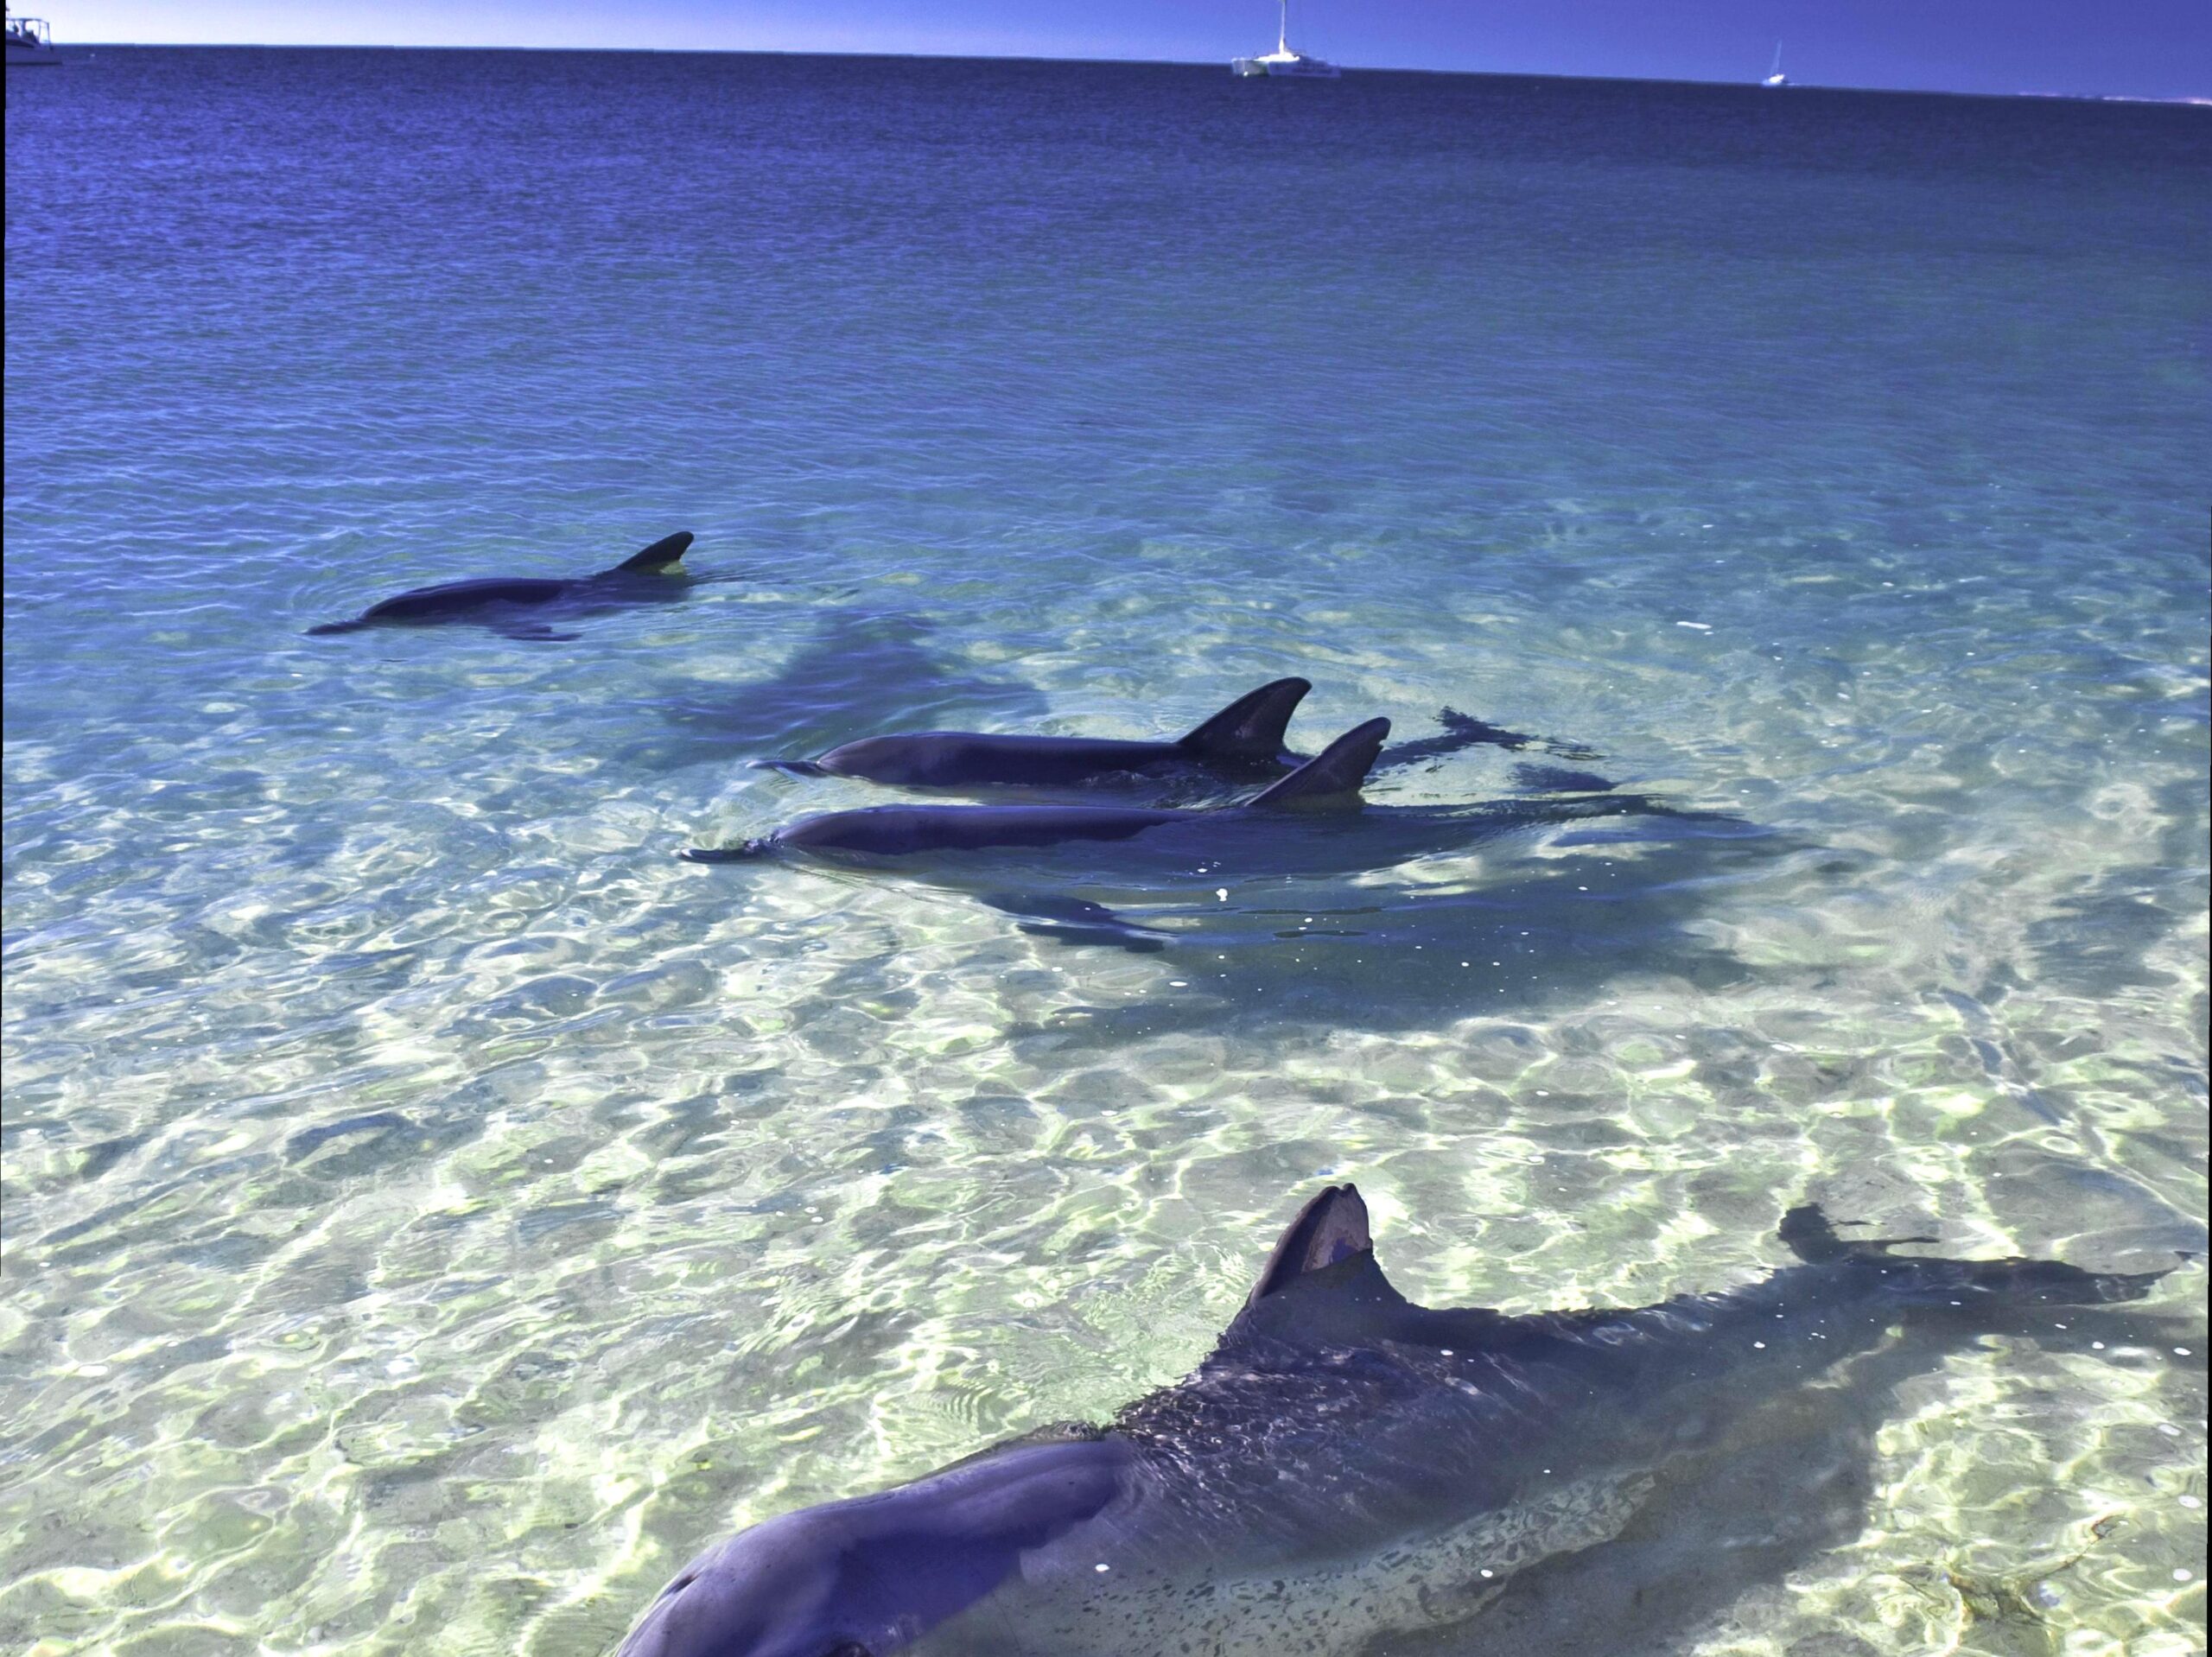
[29,41,2212,106]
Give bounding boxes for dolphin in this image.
[613,1184,2171,1657]
[768,696,1569,794]
[683,717,1724,948]
[695,718,1398,862]
[306,530,695,639]
[781,677,1314,788]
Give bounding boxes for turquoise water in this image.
[4,48,2208,1655]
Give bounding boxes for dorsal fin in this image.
[610,530,694,574]
[1248,717,1390,808]
[1246,1184,1376,1308]
[1179,677,1311,759]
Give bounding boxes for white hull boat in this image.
[6,8,60,63]
[1233,0,1338,78]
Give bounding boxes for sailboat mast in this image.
[1279,0,1289,55]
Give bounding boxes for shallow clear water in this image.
[4,48,2207,1657]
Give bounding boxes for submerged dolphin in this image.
[785,677,1314,788]
[772,688,1533,792]
[683,717,1718,948]
[685,718,1402,950]
[615,1184,2168,1657]
[307,530,695,639]
[696,717,1398,863]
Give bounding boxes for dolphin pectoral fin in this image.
[490,621,580,642]
[1249,717,1392,809]
[1015,917,1168,954]
[1014,917,1168,954]
[681,843,770,864]
[980,892,1170,952]
[609,530,696,575]
[1179,676,1313,761]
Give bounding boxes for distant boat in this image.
[1762,42,1788,88]
[5,6,60,64]
[1233,0,1339,79]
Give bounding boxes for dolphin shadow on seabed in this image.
[611,1184,2193,1657]
[650,613,1055,770]
[1001,817,1799,1044]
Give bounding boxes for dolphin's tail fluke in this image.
[1782,1204,2169,1309]
[1249,717,1391,808]
[1179,677,1312,761]
[610,530,695,575]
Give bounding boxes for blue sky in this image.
[53,1,2212,100]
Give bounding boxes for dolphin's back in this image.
[358,575,574,620]
[810,679,1312,787]
[308,531,692,634]
[816,733,1192,788]
[1105,1191,2164,1567]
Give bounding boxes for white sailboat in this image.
[1232,0,1339,79]
[1762,41,1788,88]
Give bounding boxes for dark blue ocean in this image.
[5,48,2208,1655]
